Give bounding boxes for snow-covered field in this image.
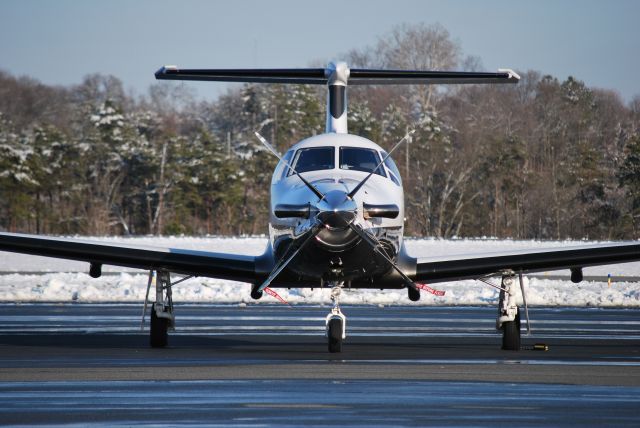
[1,236,639,307]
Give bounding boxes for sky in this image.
[1,0,639,102]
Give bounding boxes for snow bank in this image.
[0,236,639,306]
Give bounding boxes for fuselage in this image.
[267,133,409,288]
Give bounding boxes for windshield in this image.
[290,147,335,174]
[339,147,385,176]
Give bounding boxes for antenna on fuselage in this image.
[155,64,520,136]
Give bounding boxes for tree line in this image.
[1,23,639,240]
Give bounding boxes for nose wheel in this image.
[326,283,346,353]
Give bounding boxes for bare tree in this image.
[376,23,461,111]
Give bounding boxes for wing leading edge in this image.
[413,242,640,283]
[0,233,257,282]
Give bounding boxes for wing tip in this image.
[155,65,178,79]
[498,68,521,81]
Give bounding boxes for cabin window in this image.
[339,147,385,177]
[289,147,335,175]
[381,150,402,186]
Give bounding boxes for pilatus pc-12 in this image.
[1,62,639,352]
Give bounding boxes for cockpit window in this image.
[282,149,295,178]
[381,151,402,186]
[289,147,335,175]
[339,147,385,177]
[272,149,294,184]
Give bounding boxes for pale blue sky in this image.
[1,0,639,102]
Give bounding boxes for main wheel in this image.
[328,318,343,353]
[150,309,168,348]
[501,311,521,351]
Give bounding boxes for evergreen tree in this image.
[0,115,36,231]
[619,134,640,237]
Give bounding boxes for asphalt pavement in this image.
[0,303,639,426]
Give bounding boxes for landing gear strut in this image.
[497,273,521,351]
[326,282,346,353]
[142,270,175,348]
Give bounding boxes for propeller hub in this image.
[316,190,357,229]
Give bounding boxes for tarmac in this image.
[0,303,639,426]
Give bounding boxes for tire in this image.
[328,318,343,353]
[150,309,168,348]
[501,311,521,351]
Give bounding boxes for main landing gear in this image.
[496,273,521,351]
[480,270,531,351]
[326,282,347,353]
[142,269,175,348]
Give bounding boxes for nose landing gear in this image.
[326,282,346,353]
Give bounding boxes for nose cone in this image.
[316,190,357,229]
[314,190,359,251]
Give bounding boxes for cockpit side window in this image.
[279,150,294,180]
[339,147,386,177]
[289,147,335,175]
[272,149,295,185]
[381,151,402,186]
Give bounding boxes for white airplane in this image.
[1,62,639,353]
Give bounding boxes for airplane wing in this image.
[413,242,640,283]
[0,232,257,282]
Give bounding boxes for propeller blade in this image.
[347,223,419,291]
[254,132,325,200]
[264,287,292,306]
[254,130,283,158]
[415,282,446,296]
[256,223,322,292]
[347,130,415,199]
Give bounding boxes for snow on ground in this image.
[0,236,639,306]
